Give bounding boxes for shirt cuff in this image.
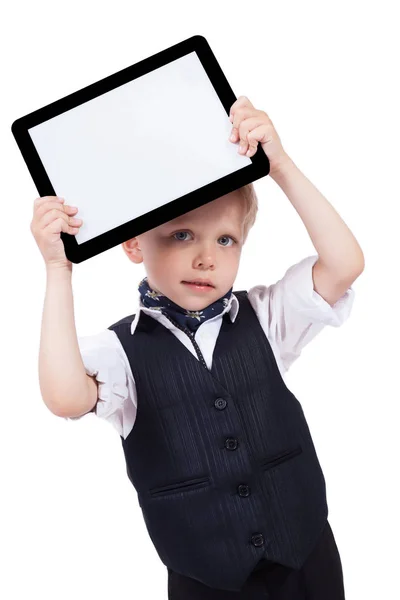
[284,255,356,327]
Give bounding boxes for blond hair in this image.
[236,183,259,243]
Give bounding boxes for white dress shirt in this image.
[68,255,355,440]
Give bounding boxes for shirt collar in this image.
[130,292,239,335]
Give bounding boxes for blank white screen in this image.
[28,52,251,244]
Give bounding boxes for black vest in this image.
[108,291,328,592]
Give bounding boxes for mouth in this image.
[182,280,215,290]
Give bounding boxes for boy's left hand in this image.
[229,96,289,175]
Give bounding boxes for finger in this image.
[44,216,82,237]
[246,125,268,156]
[34,196,65,210]
[229,96,254,122]
[237,116,265,143]
[33,198,66,219]
[35,201,78,220]
[238,139,249,155]
[237,116,266,154]
[229,109,251,147]
[31,203,73,234]
[229,127,239,143]
[231,107,253,131]
[39,207,82,230]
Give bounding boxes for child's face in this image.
[123,191,245,311]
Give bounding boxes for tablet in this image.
[12,35,270,263]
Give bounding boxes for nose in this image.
[194,243,216,269]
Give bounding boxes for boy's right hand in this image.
[30,196,83,269]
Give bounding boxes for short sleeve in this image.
[65,329,137,439]
[281,255,355,326]
[247,254,356,374]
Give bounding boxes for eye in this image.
[173,231,192,241]
[219,235,236,247]
[172,231,237,246]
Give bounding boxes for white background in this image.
[2,1,399,598]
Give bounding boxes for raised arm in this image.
[30,195,97,418]
[39,265,98,418]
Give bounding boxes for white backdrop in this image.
[2,1,399,598]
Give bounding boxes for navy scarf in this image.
[138,277,233,333]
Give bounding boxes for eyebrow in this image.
[164,223,242,239]
[166,218,187,227]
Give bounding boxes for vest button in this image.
[225,438,238,450]
[214,397,227,410]
[251,533,265,547]
[237,484,250,497]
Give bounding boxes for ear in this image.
[122,237,143,264]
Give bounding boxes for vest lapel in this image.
[139,303,238,396]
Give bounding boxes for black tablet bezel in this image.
[12,34,270,263]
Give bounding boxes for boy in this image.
[32,96,364,599]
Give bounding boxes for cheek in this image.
[148,243,182,271]
[227,251,242,272]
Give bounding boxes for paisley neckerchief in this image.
[138,276,233,333]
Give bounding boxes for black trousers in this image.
[167,520,345,599]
